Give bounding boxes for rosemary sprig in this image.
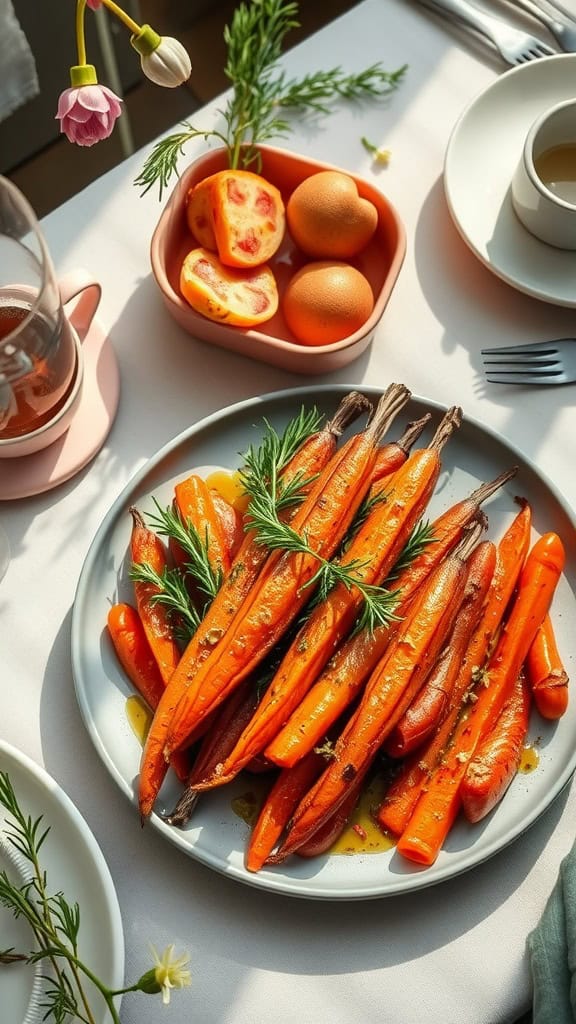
[239,404,323,519]
[0,772,190,1021]
[134,0,407,197]
[145,498,223,600]
[389,519,436,577]
[244,483,398,634]
[129,561,201,646]
[129,406,321,645]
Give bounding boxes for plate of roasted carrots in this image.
[71,384,576,899]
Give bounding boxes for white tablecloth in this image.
[3,1,576,1021]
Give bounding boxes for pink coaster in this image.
[0,316,120,500]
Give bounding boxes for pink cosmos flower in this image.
[55,84,122,147]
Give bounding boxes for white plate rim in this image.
[444,52,576,307]
[0,741,125,1020]
[71,384,576,900]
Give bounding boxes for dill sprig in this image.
[134,0,407,197]
[129,562,201,646]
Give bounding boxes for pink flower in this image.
[55,84,123,147]
[86,0,102,7]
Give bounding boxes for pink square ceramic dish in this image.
[150,145,406,374]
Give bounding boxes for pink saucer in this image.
[0,316,120,500]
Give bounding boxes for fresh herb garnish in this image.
[134,0,407,198]
[0,772,190,1021]
[129,561,201,646]
[240,405,324,521]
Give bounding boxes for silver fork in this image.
[481,339,576,384]
[507,0,576,51]
[418,0,557,64]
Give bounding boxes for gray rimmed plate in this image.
[71,385,576,900]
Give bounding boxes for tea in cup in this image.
[511,98,576,250]
[0,177,101,458]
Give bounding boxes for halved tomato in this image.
[185,169,285,269]
[180,248,279,327]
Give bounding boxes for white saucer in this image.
[444,53,576,307]
[0,742,125,1023]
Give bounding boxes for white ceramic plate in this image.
[444,53,576,307]
[71,386,576,900]
[0,742,125,1022]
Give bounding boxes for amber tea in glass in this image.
[0,177,78,439]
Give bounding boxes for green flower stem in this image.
[98,0,141,35]
[75,0,88,67]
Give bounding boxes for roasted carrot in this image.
[198,407,461,789]
[129,507,181,685]
[107,603,166,710]
[293,774,364,859]
[164,678,260,826]
[246,750,326,872]
[525,613,569,720]
[106,602,190,783]
[171,473,231,580]
[138,391,370,819]
[162,384,412,764]
[273,527,482,861]
[209,489,244,562]
[377,498,532,838]
[396,531,565,867]
[384,539,497,758]
[460,671,532,823]
[370,413,431,482]
[266,468,516,770]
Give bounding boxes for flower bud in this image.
[131,25,191,88]
[55,66,123,147]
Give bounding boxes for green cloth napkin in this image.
[528,843,576,1024]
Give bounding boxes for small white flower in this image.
[150,943,192,1006]
[131,25,191,87]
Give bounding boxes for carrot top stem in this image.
[396,413,432,452]
[428,406,463,450]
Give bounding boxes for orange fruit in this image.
[282,261,374,347]
[185,169,285,269]
[286,171,378,259]
[180,248,278,327]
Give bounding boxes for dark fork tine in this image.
[482,339,576,385]
[482,354,563,367]
[481,341,566,356]
[485,370,569,385]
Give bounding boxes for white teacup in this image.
[511,98,576,251]
[0,270,101,459]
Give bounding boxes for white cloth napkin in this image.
[0,0,38,123]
